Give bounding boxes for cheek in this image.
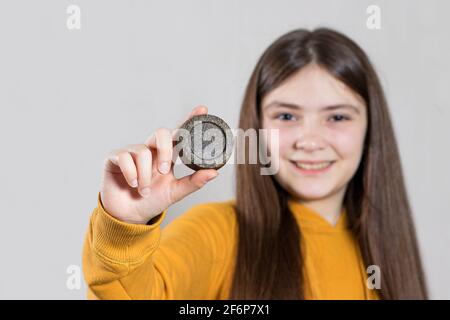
[330,126,366,161]
[278,127,297,154]
[265,125,296,156]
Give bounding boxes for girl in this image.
[83,28,428,299]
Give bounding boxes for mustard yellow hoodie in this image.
[82,193,379,300]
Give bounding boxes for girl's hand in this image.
[100,105,218,224]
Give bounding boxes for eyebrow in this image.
[264,101,361,114]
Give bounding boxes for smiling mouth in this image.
[290,160,336,172]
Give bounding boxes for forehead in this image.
[262,64,365,109]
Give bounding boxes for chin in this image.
[290,186,334,201]
[281,177,337,201]
[277,162,346,201]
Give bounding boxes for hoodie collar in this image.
[287,198,348,232]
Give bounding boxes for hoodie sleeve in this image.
[82,193,236,300]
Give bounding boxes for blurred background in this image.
[0,0,448,299]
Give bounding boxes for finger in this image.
[171,105,208,140]
[180,105,208,127]
[170,169,218,203]
[178,104,208,128]
[127,145,152,196]
[117,151,138,188]
[143,105,209,148]
[104,151,121,173]
[145,128,173,175]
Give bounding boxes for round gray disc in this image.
[175,114,234,170]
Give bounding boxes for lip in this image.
[289,160,336,175]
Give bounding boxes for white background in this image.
[0,0,448,299]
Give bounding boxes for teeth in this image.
[295,161,333,170]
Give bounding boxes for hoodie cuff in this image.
[90,192,168,264]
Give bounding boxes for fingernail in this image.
[131,179,138,188]
[159,161,171,174]
[140,187,151,198]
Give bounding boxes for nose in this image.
[295,138,325,152]
[294,122,326,152]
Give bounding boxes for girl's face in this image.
[261,63,367,202]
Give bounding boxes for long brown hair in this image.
[229,28,428,299]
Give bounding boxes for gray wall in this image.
[0,0,448,299]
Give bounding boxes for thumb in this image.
[170,169,218,203]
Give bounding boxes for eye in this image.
[328,114,351,122]
[276,113,296,121]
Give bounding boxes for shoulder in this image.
[164,200,239,240]
[183,199,237,227]
[190,199,237,215]
[165,200,238,255]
